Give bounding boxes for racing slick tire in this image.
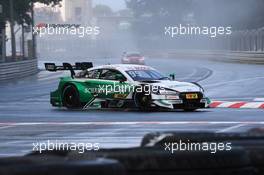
[133,86,152,111]
[62,85,82,109]
[184,108,198,112]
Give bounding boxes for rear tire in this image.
[62,85,81,109]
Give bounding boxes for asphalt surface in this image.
[0,57,263,157]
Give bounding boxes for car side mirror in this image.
[169,73,175,80]
[115,74,126,83]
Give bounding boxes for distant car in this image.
[45,63,210,111]
[121,52,145,65]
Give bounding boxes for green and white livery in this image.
[45,62,210,111]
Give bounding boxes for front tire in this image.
[184,108,197,112]
[133,86,152,111]
[62,85,81,109]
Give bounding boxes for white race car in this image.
[47,63,210,111]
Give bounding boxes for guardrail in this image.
[0,59,38,82]
[146,50,264,64]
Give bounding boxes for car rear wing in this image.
[44,62,93,78]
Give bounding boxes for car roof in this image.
[90,64,154,72]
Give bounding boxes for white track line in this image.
[0,126,14,130]
[254,98,264,102]
[0,121,264,126]
[216,124,247,133]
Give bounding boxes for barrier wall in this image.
[0,50,262,82]
[146,50,264,64]
[0,59,38,82]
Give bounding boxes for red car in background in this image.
[121,52,145,65]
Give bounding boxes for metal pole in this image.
[9,0,16,59]
[21,24,25,58]
[0,4,3,62]
[2,27,5,62]
[262,34,264,52]
[31,1,36,59]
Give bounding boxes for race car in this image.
[121,52,145,65]
[45,62,210,111]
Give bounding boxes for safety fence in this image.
[230,30,264,52]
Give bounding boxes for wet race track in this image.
[0,57,263,156]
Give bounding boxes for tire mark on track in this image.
[178,67,213,82]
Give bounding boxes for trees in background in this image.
[192,0,264,29]
[0,0,61,58]
[126,0,264,36]
[0,0,61,24]
[93,4,113,17]
[126,0,193,36]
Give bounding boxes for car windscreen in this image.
[126,70,168,81]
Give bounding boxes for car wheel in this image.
[133,86,152,111]
[62,85,81,109]
[184,108,197,112]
